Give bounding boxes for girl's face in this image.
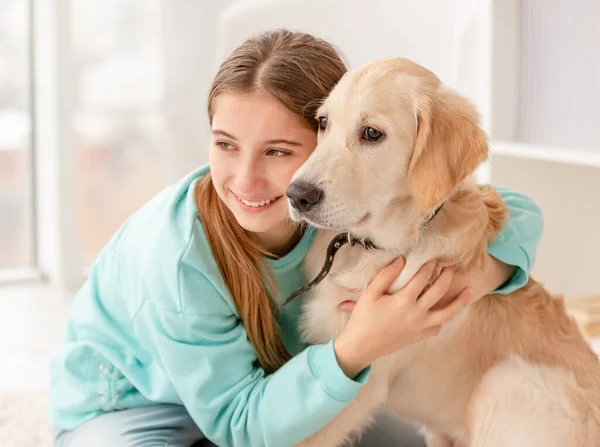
[209,90,317,252]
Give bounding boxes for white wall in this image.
[160,0,519,174]
[161,0,238,177]
[214,0,498,130]
[491,145,600,298]
[490,0,600,299]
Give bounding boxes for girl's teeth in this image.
[239,197,274,207]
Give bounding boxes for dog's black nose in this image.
[286,181,323,212]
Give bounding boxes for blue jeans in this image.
[53,404,425,446]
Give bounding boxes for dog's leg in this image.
[467,356,597,447]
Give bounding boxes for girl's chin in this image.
[230,203,285,233]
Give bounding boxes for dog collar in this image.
[283,232,375,306]
[427,202,444,223]
[283,202,444,306]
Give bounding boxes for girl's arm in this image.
[447,187,544,300]
[133,272,369,447]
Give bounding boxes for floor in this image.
[1,283,600,395]
[0,284,72,392]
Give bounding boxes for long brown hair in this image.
[196,30,347,374]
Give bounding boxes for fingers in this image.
[426,287,474,327]
[399,259,438,300]
[339,301,356,313]
[365,257,405,299]
[419,325,442,340]
[417,267,455,310]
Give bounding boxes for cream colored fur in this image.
[289,57,600,447]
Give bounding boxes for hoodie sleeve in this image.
[487,187,544,294]
[133,273,370,447]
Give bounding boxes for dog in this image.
[286,57,600,447]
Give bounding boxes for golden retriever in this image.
[286,57,600,447]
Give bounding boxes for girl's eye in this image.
[267,149,289,157]
[217,141,235,151]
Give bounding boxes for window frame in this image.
[30,0,81,290]
[0,0,42,284]
[1,0,217,291]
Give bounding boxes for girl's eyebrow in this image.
[212,129,237,140]
[212,129,302,146]
[264,138,302,146]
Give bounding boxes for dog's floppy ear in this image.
[407,87,488,211]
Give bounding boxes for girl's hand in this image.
[333,258,474,378]
[440,254,516,304]
[338,254,515,313]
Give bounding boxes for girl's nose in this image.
[236,156,267,192]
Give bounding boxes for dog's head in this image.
[287,57,488,248]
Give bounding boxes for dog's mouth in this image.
[292,209,372,232]
[322,212,372,234]
[355,212,371,226]
[287,180,373,230]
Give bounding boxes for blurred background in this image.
[0,0,599,405]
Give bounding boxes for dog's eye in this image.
[363,127,383,142]
[318,116,328,131]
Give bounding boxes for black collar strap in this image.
[283,232,375,306]
[427,202,444,223]
[283,202,444,306]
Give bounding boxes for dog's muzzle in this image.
[286,181,324,213]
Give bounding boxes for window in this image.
[0,0,33,270]
[517,0,600,153]
[71,0,169,263]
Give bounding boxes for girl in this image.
[51,30,543,447]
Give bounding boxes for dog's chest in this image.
[302,233,472,442]
[380,319,472,442]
